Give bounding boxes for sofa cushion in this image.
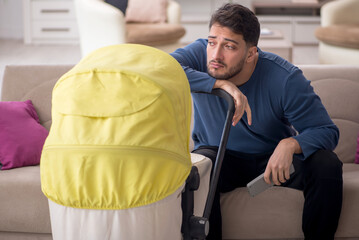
[311,78,359,163]
[1,65,72,103]
[221,187,304,239]
[356,132,359,164]
[126,23,185,46]
[0,166,51,233]
[315,24,359,49]
[0,100,48,170]
[125,0,167,23]
[221,164,359,239]
[336,163,359,237]
[20,78,58,131]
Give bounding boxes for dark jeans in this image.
[192,146,343,240]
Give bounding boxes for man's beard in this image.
[207,57,245,80]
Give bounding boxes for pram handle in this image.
[198,89,235,219]
[182,89,235,240]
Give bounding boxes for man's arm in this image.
[214,80,252,126]
[171,39,252,126]
[171,39,216,93]
[264,69,338,185]
[283,69,339,159]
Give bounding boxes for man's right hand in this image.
[213,80,252,126]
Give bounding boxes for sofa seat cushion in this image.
[126,23,185,46]
[0,166,51,234]
[336,163,359,237]
[315,24,359,49]
[220,163,359,239]
[221,187,304,239]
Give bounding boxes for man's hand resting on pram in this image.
[213,80,252,126]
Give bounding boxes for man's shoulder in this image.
[195,38,208,46]
[255,49,308,92]
[171,38,208,66]
[183,38,208,52]
[258,48,302,77]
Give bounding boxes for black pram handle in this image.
[200,89,235,219]
[182,89,235,240]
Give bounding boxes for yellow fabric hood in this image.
[40,44,192,209]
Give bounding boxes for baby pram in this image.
[40,44,234,240]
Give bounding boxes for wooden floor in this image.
[0,38,319,99]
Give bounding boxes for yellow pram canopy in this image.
[40,44,192,210]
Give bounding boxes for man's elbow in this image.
[329,125,340,150]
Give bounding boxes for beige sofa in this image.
[0,64,358,240]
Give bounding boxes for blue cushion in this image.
[105,0,128,14]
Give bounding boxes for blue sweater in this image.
[171,39,339,160]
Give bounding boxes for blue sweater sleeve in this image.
[170,39,216,93]
[283,69,339,160]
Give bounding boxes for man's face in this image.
[207,24,248,80]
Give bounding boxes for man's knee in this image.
[305,149,343,180]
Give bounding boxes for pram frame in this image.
[182,89,235,240]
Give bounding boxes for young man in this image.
[171,3,343,240]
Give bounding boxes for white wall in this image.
[0,0,23,39]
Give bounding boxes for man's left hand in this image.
[263,137,302,185]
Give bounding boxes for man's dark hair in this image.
[209,3,260,47]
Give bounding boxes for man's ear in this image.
[246,46,258,62]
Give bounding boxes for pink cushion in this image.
[125,0,167,23]
[0,100,48,170]
[356,132,359,164]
